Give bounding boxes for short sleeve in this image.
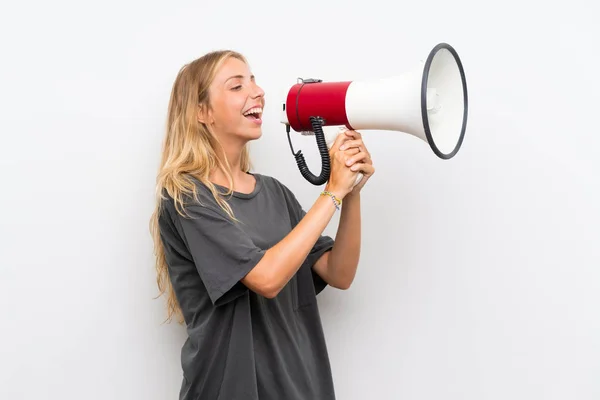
[280,185,335,295]
[296,207,334,294]
[174,204,266,306]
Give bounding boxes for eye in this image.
[231,85,242,91]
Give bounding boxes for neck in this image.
[209,138,250,189]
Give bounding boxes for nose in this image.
[251,82,265,99]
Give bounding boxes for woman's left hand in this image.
[338,129,375,193]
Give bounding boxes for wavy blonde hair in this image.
[150,50,252,323]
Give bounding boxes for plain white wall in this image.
[1,0,599,399]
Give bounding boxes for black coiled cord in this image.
[286,116,330,186]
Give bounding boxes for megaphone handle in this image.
[287,116,331,186]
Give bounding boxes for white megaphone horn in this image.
[280,42,468,186]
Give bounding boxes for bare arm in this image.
[241,192,339,298]
[313,191,361,290]
[242,129,372,298]
[313,129,375,290]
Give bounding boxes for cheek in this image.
[211,94,246,127]
[225,98,246,122]
[211,101,234,124]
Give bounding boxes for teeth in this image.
[243,107,262,116]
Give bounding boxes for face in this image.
[200,56,265,143]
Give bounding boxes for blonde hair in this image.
[149,50,252,324]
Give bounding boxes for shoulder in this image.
[255,173,301,201]
[157,176,222,219]
[254,173,307,217]
[254,172,293,194]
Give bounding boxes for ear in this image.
[197,104,212,125]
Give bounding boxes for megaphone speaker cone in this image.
[421,42,468,159]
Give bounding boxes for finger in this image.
[342,142,370,161]
[341,139,370,156]
[345,150,369,166]
[344,130,362,139]
[350,162,375,174]
[334,147,358,161]
[332,130,349,148]
[339,139,363,151]
[341,148,360,158]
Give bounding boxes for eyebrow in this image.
[225,74,255,83]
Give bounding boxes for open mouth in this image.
[243,107,263,120]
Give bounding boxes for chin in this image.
[237,128,262,142]
[248,129,263,141]
[247,125,263,138]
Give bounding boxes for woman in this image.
[150,50,375,400]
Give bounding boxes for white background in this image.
[1,1,599,399]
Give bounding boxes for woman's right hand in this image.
[325,132,360,200]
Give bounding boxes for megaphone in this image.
[280,42,468,186]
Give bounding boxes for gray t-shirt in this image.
[158,172,336,400]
